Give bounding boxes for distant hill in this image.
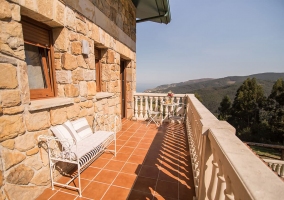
[145,72,284,115]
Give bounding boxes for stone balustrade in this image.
[185,94,284,200]
[133,93,284,199]
[263,159,284,178]
[133,93,187,121]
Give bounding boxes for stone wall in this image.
[91,0,136,41]
[0,0,136,199]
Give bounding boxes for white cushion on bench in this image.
[51,123,77,148]
[71,131,114,159]
[71,118,93,139]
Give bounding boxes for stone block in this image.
[25,111,50,132]
[3,105,24,115]
[30,166,50,186]
[0,63,17,89]
[4,183,45,200]
[76,19,87,35]
[79,81,87,97]
[80,100,93,108]
[1,90,21,108]
[25,155,42,170]
[107,49,115,64]
[0,114,25,142]
[90,23,99,42]
[57,84,64,97]
[6,164,34,185]
[85,54,95,69]
[54,59,61,70]
[77,55,87,68]
[53,28,68,52]
[62,53,77,70]
[0,170,2,187]
[1,139,14,150]
[79,108,87,118]
[66,104,80,120]
[39,147,49,166]
[84,70,96,81]
[87,81,96,96]
[19,61,30,104]
[50,106,67,125]
[72,67,84,83]
[2,148,26,170]
[55,0,65,25]
[69,32,78,41]
[0,42,25,60]
[15,132,35,152]
[65,7,76,30]
[26,146,39,156]
[87,106,94,115]
[101,64,110,81]
[71,41,82,55]
[56,70,72,84]
[0,0,12,20]
[65,84,79,97]
[85,115,94,128]
[37,0,54,19]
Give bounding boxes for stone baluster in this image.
[154,97,158,111]
[138,96,143,119]
[208,148,219,200]
[224,175,235,200]
[160,97,164,121]
[144,96,148,119]
[280,164,284,177]
[165,104,169,119]
[149,96,153,113]
[215,159,226,199]
[134,96,138,119]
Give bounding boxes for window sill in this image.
[29,97,74,111]
[96,92,114,100]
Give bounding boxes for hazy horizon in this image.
[136,71,284,92]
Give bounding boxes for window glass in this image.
[25,43,47,89]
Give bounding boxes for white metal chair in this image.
[169,103,186,123]
[146,108,160,127]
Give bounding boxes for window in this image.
[22,17,56,99]
[95,48,101,92]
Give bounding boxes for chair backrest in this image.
[175,104,186,117]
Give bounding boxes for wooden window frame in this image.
[95,48,102,92]
[22,16,57,99]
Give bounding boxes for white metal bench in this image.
[38,114,118,196]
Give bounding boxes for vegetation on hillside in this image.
[146,73,284,115]
[218,78,284,144]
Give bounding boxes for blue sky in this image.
[136,0,284,91]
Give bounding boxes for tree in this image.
[231,78,266,132]
[194,93,203,102]
[218,95,231,120]
[266,78,284,143]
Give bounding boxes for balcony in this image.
[37,93,284,200]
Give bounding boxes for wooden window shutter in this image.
[22,20,50,47]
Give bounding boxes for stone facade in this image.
[0,0,136,199]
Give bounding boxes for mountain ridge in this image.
[145,72,284,115]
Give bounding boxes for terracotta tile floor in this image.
[36,120,195,200]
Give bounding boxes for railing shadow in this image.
[128,122,195,199]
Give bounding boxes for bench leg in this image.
[77,161,82,197]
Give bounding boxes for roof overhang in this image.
[132,0,171,24]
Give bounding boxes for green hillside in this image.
[146,73,284,115]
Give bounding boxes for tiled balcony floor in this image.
[37,120,195,200]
